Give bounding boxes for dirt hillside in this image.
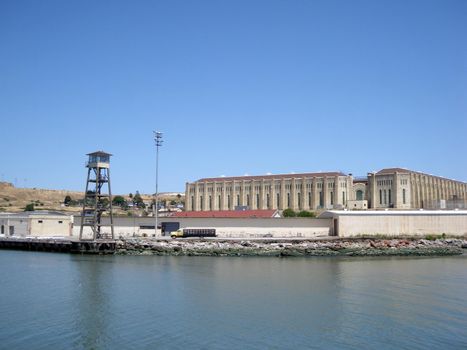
[0,182,83,213]
[0,182,184,214]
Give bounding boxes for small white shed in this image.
[0,211,74,238]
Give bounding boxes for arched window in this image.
[356,190,363,201]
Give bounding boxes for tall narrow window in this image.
[319,192,323,207]
[342,191,345,204]
[237,194,240,206]
[287,193,290,207]
[297,193,301,208]
[218,195,221,209]
[227,195,230,209]
[200,196,203,210]
[403,189,406,204]
[191,196,194,211]
[209,196,212,210]
[247,194,250,207]
[356,190,363,201]
[256,194,260,208]
[384,190,387,204]
[308,192,312,207]
[266,194,270,208]
[388,189,391,205]
[330,192,334,205]
[379,190,382,204]
[276,193,280,208]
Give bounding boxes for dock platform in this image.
[0,238,116,254]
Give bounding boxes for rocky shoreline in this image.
[115,238,467,257]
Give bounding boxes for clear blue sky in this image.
[1,0,466,194]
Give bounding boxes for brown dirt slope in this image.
[0,182,83,213]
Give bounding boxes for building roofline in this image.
[375,167,466,184]
[319,209,467,218]
[195,171,348,183]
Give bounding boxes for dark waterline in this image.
[0,251,466,349]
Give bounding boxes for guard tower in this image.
[79,151,114,240]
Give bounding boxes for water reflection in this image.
[0,252,465,349]
[70,255,114,349]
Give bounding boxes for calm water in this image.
[0,251,466,349]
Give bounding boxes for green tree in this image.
[282,208,296,217]
[64,195,72,206]
[112,195,126,207]
[133,191,145,208]
[297,210,316,218]
[24,203,35,211]
[100,198,109,207]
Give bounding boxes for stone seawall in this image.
[116,238,467,257]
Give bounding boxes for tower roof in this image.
[87,151,112,157]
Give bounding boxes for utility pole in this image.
[154,131,163,237]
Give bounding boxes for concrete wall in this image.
[29,217,73,237]
[327,211,467,237]
[0,217,28,236]
[347,200,368,210]
[73,216,333,238]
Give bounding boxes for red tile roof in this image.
[170,210,280,218]
[196,171,347,183]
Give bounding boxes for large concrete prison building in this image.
[185,168,467,211]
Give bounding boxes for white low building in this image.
[73,215,333,239]
[0,211,74,238]
[319,210,467,237]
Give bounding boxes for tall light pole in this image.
[154,131,163,237]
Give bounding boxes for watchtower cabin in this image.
[79,151,114,240]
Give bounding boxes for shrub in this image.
[282,208,296,217]
[297,210,316,218]
[24,203,35,211]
